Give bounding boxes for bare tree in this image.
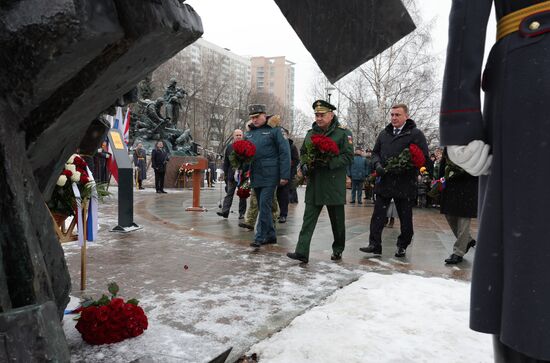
[314,0,441,150]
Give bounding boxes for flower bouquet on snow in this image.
[47,154,109,218]
[74,282,148,345]
[298,134,340,181]
[383,144,425,174]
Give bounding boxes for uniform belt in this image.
[497,1,550,41]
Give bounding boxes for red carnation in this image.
[62,169,73,177]
[409,144,425,169]
[233,140,256,158]
[311,134,339,155]
[80,175,90,184]
[237,187,251,199]
[73,156,87,168]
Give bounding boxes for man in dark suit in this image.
[151,140,169,193]
[359,104,429,258]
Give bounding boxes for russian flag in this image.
[123,107,131,145]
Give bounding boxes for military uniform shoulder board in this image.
[338,125,347,129]
[347,134,353,144]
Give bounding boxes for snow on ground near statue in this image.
[63,253,361,362]
[250,273,493,363]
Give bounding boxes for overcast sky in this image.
[186,0,495,114]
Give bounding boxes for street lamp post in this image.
[325,85,336,103]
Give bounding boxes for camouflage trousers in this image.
[245,189,279,228]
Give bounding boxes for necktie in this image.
[393,128,399,136]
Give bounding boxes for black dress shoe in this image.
[331,253,342,261]
[466,239,476,253]
[160,190,167,194]
[278,216,286,223]
[217,211,229,218]
[263,238,277,245]
[238,222,254,230]
[359,245,382,255]
[445,253,463,264]
[139,187,145,190]
[250,241,261,248]
[286,252,308,263]
[394,247,406,257]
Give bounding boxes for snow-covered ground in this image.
[250,273,493,363]
[64,271,492,362]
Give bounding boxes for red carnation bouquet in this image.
[230,140,256,169]
[384,144,425,174]
[236,171,251,199]
[300,134,340,175]
[74,282,148,345]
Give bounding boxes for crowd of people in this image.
[85,100,477,268]
[212,101,477,267]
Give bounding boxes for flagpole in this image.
[80,199,89,291]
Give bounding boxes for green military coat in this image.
[302,116,353,205]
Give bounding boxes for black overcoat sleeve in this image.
[439,0,493,146]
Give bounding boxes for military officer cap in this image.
[312,99,336,113]
[248,104,267,117]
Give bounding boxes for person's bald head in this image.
[233,129,243,141]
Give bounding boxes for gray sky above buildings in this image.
[187,0,496,114]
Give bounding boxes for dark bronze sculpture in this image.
[163,78,187,128]
[132,78,194,155]
[0,1,203,360]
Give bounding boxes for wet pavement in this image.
[136,186,476,281]
[62,185,477,362]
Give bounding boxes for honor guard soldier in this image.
[287,100,353,263]
[440,1,550,360]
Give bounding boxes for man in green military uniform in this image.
[287,100,353,263]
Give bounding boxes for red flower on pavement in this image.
[75,283,148,345]
[409,144,425,169]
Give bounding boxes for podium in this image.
[185,157,208,212]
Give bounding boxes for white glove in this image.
[447,140,492,176]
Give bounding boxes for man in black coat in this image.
[438,149,478,264]
[440,1,550,360]
[218,129,247,219]
[151,140,169,193]
[277,127,299,221]
[359,104,429,258]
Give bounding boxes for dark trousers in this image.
[277,183,290,217]
[369,195,414,248]
[222,179,247,215]
[295,204,346,259]
[289,187,298,203]
[493,336,549,362]
[254,185,277,243]
[154,170,165,191]
[351,180,364,202]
